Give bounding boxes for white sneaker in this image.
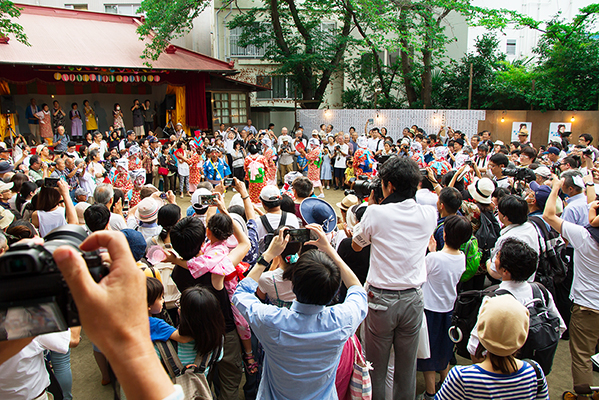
[317,193,325,198]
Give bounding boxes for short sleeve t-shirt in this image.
[561,221,599,310]
[422,251,465,312]
[258,268,296,303]
[149,317,176,342]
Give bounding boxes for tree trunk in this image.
[421,48,432,108]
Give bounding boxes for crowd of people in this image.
[0,114,598,400]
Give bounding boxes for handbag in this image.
[156,340,214,400]
[349,336,372,400]
[158,166,169,176]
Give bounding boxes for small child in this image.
[147,277,186,343]
[176,213,257,374]
[417,215,472,400]
[344,158,355,189]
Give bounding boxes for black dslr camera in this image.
[350,176,383,202]
[0,225,108,340]
[502,167,536,183]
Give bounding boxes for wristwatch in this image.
[586,182,595,187]
[256,255,272,270]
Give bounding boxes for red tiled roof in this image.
[0,4,236,73]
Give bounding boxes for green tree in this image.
[227,0,354,109]
[0,0,29,45]
[529,5,599,110]
[344,0,530,109]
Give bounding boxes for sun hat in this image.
[260,185,281,202]
[336,194,360,212]
[135,197,160,223]
[0,208,14,230]
[308,138,320,149]
[261,137,272,147]
[0,181,13,192]
[494,140,504,146]
[120,228,147,262]
[191,188,212,212]
[518,130,529,136]
[478,295,529,357]
[300,197,337,233]
[468,178,495,205]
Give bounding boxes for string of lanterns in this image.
[53,73,161,83]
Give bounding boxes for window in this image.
[65,4,88,10]
[230,27,265,58]
[104,4,142,15]
[212,93,247,125]
[256,76,297,100]
[320,22,336,46]
[506,39,516,55]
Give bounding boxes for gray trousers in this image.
[363,286,423,400]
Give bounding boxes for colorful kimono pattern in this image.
[114,172,133,192]
[263,147,277,185]
[306,147,322,187]
[35,110,53,139]
[203,158,231,184]
[353,148,375,178]
[244,154,268,204]
[127,188,142,209]
[188,153,203,185]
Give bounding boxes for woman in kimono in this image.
[70,102,83,141]
[83,100,98,133]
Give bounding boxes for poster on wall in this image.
[511,122,532,142]
[548,122,571,144]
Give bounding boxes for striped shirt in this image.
[436,361,548,400]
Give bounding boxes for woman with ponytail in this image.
[16,181,37,214]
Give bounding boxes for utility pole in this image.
[467,63,473,110]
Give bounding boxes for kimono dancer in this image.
[203,147,231,186]
[353,136,375,178]
[261,137,277,186]
[244,140,268,204]
[306,137,325,198]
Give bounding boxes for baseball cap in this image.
[533,166,552,179]
[0,181,13,192]
[120,229,147,262]
[542,147,560,156]
[528,181,552,210]
[191,188,212,212]
[494,140,504,146]
[0,208,14,230]
[260,185,281,202]
[0,162,14,174]
[68,141,77,148]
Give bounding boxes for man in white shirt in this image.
[488,195,540,281]
[0,330,70,400]
[488,153,511,189]
[352,157,436,400]
[367,128,384,157]
[255,185,299,252]
[333,134,349,190]
[119,130,136,152]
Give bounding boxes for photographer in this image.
[398,138,411,158]
[277,136,294,184]
[333,134,349,190]
[352,157,437,399]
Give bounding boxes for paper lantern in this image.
[116,75,122,82]
[148,75,154,82]
[62,74,69,82]
[129,75,135,82]
[135,75,140,82]
[141,75,147,82]
[102,75,109,83]
[154,75,160,82]
[69,74,76,81]
[76,75,82,82]
[109,75,115,82]
[83,74,89,82]
[89,74,96,82]
[123,76,129,83]
[54,73,62,81]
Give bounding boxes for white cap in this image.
[260,185,281,202]
[533,166,552,178]
[191,188,212,210]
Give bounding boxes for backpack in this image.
[434,221,481,282]
[449,284,499,359]
[459,236,482,282]
[260,212,288,252]
[449,283,560,375]
[475,211,499,262]
[515,283,561,375]
[528,216,567,292]
[156,340,219,400]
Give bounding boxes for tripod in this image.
[164,109,175,135]
[3,114,16,148]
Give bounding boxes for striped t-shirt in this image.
[435,361,549,400]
